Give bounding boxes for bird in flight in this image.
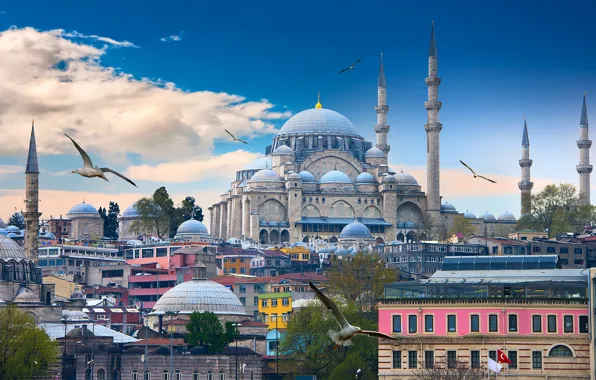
[225,129,248,144]
[308,281,397,349]
[339,58,362,74]
[64,134,138,187]
[459,160,497,183]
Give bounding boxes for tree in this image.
[179,196,204,222]
[326,251,397,321]
[98,207,107,235]
[448,215,476,238]
[104,202,120,239]
[414,359,485,380]
[130,187,176,239]
[7,211,25,230]
[0,305,59,380]
[185,311,237,354]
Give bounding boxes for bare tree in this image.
[414,360,485,380]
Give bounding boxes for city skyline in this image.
[0,0,595,230]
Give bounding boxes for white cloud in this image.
[0,27,291,167]
[160,32,183,42]
[0,165,20,176]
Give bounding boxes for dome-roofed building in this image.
[441,202,458,214]
[365,147,385,158]
[6,225,19,234]
[339,221,374,249]
[355,172,377,184]
[175,219,213,242]
[119,200,159,240]
[273,145,295,156]
[497,211,517,223]
[14,287,41,304]
[298,170,316,183]
[66,201,103,241]
[249,169,284,183]
[463,210,477,219]
[481,212,497,222]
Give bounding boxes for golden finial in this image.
[315,91,322,109]
[32,119,34,126]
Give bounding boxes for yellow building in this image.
[280,246,311,263]
[258,291,292,329]
[42,274,81,299]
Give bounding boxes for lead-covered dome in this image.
[276,108,362,138]
[365,147,385,158]
[177,219,209,235]
[320,170,352,184]
[481,212,497,222]
[441,203,458,213]
[249,169,284,182]
[273,145,294,155]
[0,218,5,228]
[121,202,140,219]
[339,221,373,240]
[0,234,27,260]
[498,211,517,222]
[355,172,377,184]
[67,202,99,217]
[394,171,419,186]
[463,210,477,219]
[298,171,316,183]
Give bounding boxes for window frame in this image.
[424,314,434,333]
[547,315,557,333]
[408,314,418,334]
[408,350,417,369]
[470,314,480,333]
[508,314,518,332]
[488,314,498,333]
[471,350,481,369]
[392,315,402,333]
[447,314,457,333]
[563,315,574,333]
[532,314,542,333]
[392,350,402,369]
[532,351,542,369]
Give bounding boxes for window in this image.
[447,315,456,332]
[424,315,434,332]
[508,351,517,369]
[488,351,496,361]
[208,371,214,380]
[174,371,181,380]
[508,314,518,332]
[424,351,434,369]
[98,370,106,380]
[548,315,557,333]
[470,315,479,332]
[564,315,574,333]
[532,351,542,369]
[549,345,573,357]
[575,247,583,254]
[408,351,417,368]
[447,351,457,368]
[163,370,169,380]
[253,297,258,306]
[239,285,246,293]
[489,315,498,332]
[239,297,246,306]
[560,247,568,254]
[144,371,151,380]
[580,316,589,333]
[219,371,225,380]
[532,315,542,332]
[392,315,402,333]
[261,300,268,307]
[193,372,199,380]
[471,351,480,369]
[547,247,555,253]
[408,315,417,333]
[392,350,401,368]
[132,370,138,380]
[271,299,278,307]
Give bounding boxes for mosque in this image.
[208,24,522,245]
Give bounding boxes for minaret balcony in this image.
[375,105,389,113]
[424,100,442,111]
[518,158,533,167]
[424,122,443,133]
[374,124,390,133]
[577,139,592,149]
[518,180,534,191]
[425,77,441,86]
[577,164,593,174]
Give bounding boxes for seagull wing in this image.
[225,129,236,139]
[309,281,349,329]
[236,138,248,144]
[459,160,476,175]
[351,58,362,67]
[100,168,138,187]
[65,134,94,168]
[339,67,350,74]
[477,175,497,184]
[358,330,398,340]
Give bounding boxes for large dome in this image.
[177,219,209,235]
[0,234,27,261]
[276,108,362,138]
[340,221,373,240]
[151,279,247,316]
[249,169,284,182]
[394,171,419,186]
[67,202,99,217]
[320,170,352,184]
[365,147,385,158]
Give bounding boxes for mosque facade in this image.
[208,26,520,245]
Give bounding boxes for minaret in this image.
[24,120,41,263]
[425,21,442,225]
[518,118,534,215]
[374,52,390,155]
[577,92,592,205]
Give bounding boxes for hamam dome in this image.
[276,108,362,138]
[0,233,27,261]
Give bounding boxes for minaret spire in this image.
[425,21,443,230]
[577,91,592,205]
[24,120,41,263]
[374,52,390,156]
[26,119,39,173]
[315,91,323,109]
[518,118,533,215]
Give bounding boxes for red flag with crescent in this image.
[497,349,512,364]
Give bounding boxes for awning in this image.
[295,217,392,226]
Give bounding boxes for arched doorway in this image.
[270,229,280,244]
[406,231,418,243]
[396,232,405,242]
[375,237,385,245]
[280,230,290,243]
[259,230,269,244]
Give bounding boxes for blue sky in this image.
[0,0,595,226]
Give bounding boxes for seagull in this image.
[64,134,138,187]
[459,160,497,183]
[308,281,397,349]
[225,129,248,144]
[339,58,362,74]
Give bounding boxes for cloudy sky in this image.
[0,0,595,230]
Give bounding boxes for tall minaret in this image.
[374,52,390,155]
[577,92,592,205]
[518,118,533,215]
[24,120,41,263]
[425,21,442,225]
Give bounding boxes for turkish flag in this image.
[497,349,512,364]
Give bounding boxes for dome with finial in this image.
[481,212,497,222]
[498,211,517,222]
[14,287,41,304]
[394,171,419,186]
[365,147,385,158]
[67,201,100,218]
[315,91,323,109]
[463,210,477,219]
[273,145,295,156]
[0,233,27,260]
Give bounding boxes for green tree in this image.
[98,207,107,235]
[185,311,237,354]
[448,215,476,238]
[180,196,204,222]
[7,211,25,230]
[130,187,175,239]
[104,202,120,239]
[0,305,59,380]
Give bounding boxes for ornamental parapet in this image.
[425,76,441,86]
[519,158,533,167]
[424,100,443,111]
[379,297,588,306]
[375,104,389,113]
[518,180,534,191]
[374,124,390,133]
[577,164,594,174]
[424,122,443,133]
[577,139,592,149]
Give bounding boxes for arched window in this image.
[549,345,573,357]
[98,369,106,380]
[208,370,214,380]
[174,370,181,380]
[219,370,225,380]
[162,370,169,380]
[144,371,151,380]
[85,369,92,380]
[131,370,138,380]
[192,371,199,380]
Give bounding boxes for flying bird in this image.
[308,281,397,349]
[339,58,362,74]
[64,134,138,187]
[459,160,497,183]
[225,129,248,144]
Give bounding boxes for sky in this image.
[0,0,595,231]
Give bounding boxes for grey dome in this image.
[394,172,419,185]
[6,226,19,233]
[355,172,377,184]
[382,175,397,182]
[498,211,517,221]
[177,219,209,235]
[0,233,27,260]
[463,210,477,219]
[365,147,385,158]
[242,156,272,170]
[14,288,40,304]
[298,171,316,183]
[151,279,247,316]
[121,201,140,218]
[481,212,497,222]
[320,170,352,184]
[154,346,171,355]
[66,327,95,338]
[67,202,99,217]
[277,108,362,138]
[125,347,146,355]
[339,221,373,240]
[249,169,283,182]
[441,203,457,213]
[273,145,295,155]
[288,172,301,180]
[70,289,85,299]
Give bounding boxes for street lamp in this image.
[232,323,242,380]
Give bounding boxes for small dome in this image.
[382,175,397,183]
[276,108,362,138]
[7,233,18,238]
[122,201,141,218]
[273,145,295,155]
[67,202,99,217]
[339,221,373,240]
[498,211,517,221]
[404,220,416,229]
[6,225,19,233]
[177,219,209,235]
[154,346,171,355]
[463,210,477,219]
[249,169,284,183]
[61,310,91,322]
[394,171,419,186]
[66,327,95,338]
[242,156,272,170]
[320,170,352,184]
[14,288,41,304]
[481,212,497,222]
[0,234,27,260]
[441,203,457,213]
[43,232,56,239]
[355,172,377,184]
[365,147,385,158]
[70,289,85,299]
[298,171,316,183]
[288,172,301,180]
